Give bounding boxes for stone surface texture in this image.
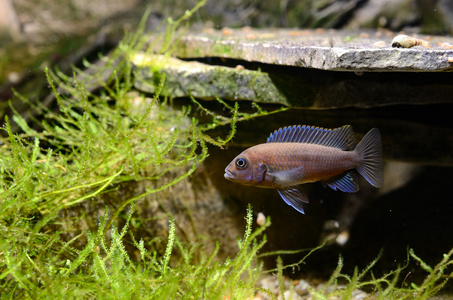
[132,54,290,104]
[135,30,453,108]
[173,28,453,72]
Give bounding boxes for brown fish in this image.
[224,125,383,214]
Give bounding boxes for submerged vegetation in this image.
[1,3,452,299]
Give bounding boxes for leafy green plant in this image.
[0,201,271,299]
[0,4,284,298]
[1,2,452,299]
[405,248,453,299]
[303,247,453,300]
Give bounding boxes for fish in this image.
[224,125,383,214]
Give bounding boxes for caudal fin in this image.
[355,128,383,188]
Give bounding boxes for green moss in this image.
[0,6,275,298]
[0,2,452,299]
[212,43,235,57]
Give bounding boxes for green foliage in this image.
[305,248,453,300]
[0,203,269,299]
[406,248,453,299]
[1,2,452,299]
[0,4,280,299]
[190,97,287,148]
[159,0,209,54]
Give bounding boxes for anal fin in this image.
[278,188,309,214]
[323,170,359,193]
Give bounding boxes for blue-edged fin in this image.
[267,125,355,150]
[323,170,359,193]
[278,188,309,214]
[355,128,384,188]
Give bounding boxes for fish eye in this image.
[235,158,248,170]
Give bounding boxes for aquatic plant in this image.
[304,247,453,299]
[0,4,278,298]
[0,200,271,299]
[0,2,452,299]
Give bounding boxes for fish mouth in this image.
[224,168,235,180]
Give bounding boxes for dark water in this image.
[202,101,453,287]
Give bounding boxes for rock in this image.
[136,29,453,109]
[294,279,310,295]
[172,28,453,72]
[132,51,453,109]
[132,54,289,105]
[282,290,302,300]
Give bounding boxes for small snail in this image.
[391,34,430,48]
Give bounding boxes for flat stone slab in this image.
[132,52,453,108]
[132,29,453,108]
[131,54,290,105]
[173,28,453,72]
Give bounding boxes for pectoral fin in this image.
[269,166,305,187]
[278,188,309,214]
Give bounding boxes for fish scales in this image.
[224,125,383,214]
[250,143,357,185]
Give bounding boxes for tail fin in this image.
[355,128,383,188]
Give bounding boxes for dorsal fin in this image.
[266,125,355,150]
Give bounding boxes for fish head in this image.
[224,148,268,186]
